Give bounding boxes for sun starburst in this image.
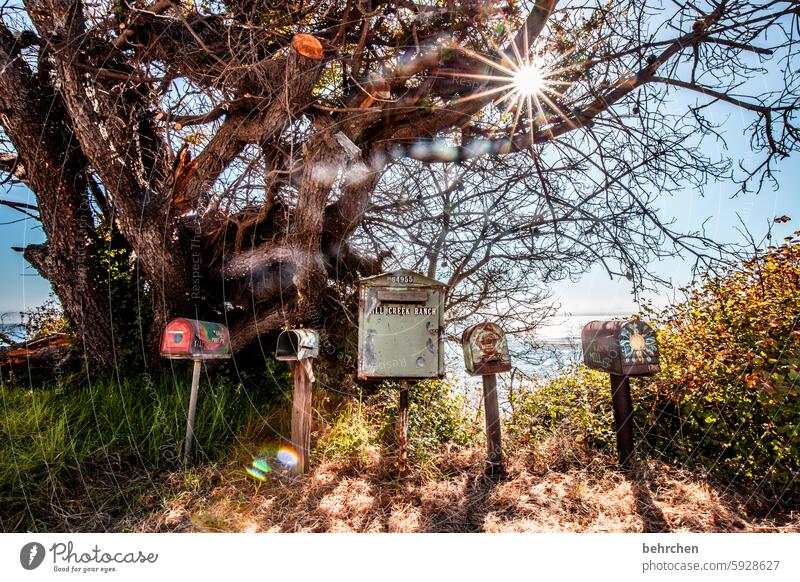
[441,31,580,147]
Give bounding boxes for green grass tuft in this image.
[0,369,283,531]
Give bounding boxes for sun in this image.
[513,63,544,96]
[443,44,575,147]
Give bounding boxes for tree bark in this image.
[0,27,117,366]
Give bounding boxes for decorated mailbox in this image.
[357,269,446,380]
[462,322,512,376]
[160,318,231,466]
[276,329,319,361]
[581,319,660,376]
[160,318,231,360]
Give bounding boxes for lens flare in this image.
[276,447,298,469]
[252,458,272,473]
[245,466,267,481]
[244,445,299,482]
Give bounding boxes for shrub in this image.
[638,235,800,502]
[506,365,616,452]
[20,296,69,340]
[314,379,478,468]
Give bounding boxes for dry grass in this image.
[123,434,799,533]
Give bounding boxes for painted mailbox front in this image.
[462,322,512,375]
[160,318,231,360]
[581,319,660,376]
[357,269,446,380]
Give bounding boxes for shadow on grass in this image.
[625,467,671,533]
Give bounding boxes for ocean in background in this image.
[1,311,627,381]
[0,317,24,342]
[447,313,631,402]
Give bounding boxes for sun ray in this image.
[510,95,524,138]
[438,71,522,83]
[536,91,578,129]
[449,83,518,105]
[458,47,519,76]
[526,93,535,146]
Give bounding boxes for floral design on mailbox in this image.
[581,319,660,376]
[462,322,512,376]
[160,318,231,360]
[357,269,446,380]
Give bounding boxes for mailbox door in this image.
[160,318,194,358]
[462,322,512,375]
[618,320,660,375]
[357,271,446,380]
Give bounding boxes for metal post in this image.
[482,373,504,475]
[398,381,409,477]
[184,359,202,466]
[609,373,635,467]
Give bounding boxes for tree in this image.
[0,0,797,367]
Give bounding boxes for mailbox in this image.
[276,329,320,361]
[462,322,512,375]
[160,318,231,360]
[581,319,660,376]
[357,269,446,380]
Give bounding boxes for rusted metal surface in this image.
[581,319,660,377]
[462,322,512,376]
[160,318,231,360]
[357,269,446,380]
[376,289,429,303]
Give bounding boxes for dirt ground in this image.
[124,437,799,533]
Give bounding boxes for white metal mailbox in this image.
[276,329,320,361]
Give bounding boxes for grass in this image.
[1,370,797,533]
[126,433,800,533]
[0,367,284,531]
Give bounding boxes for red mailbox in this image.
[160,318,231,360]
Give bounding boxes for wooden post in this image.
[397,380,409,477]
[183,359,202,466]
[482,373,504,475]
[609,373,635,467]
[290,359,314,475]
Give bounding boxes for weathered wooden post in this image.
[357,269,447,477]
[398,380,410,476]
[160,318,231,466]
[580,319,661,467]
[276,329,319,475]
[462,322,513,476]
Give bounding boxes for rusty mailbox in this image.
[462,322,512,376]
[357,269,446,380]
[160,318,231,360]
[276,329,320,361]
[581,319,660,377]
